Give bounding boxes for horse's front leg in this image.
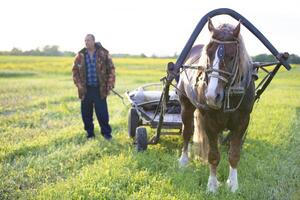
[178,95,195,167]
[227,115,250,192]
[207,131,220,193]
[226,134,241,192]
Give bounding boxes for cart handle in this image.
[173,8,291,80]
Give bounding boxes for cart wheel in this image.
[128,108,140,138]
[136,127,148,152]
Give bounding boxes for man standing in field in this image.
[72,34,115,140]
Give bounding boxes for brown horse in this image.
[177,19,256,192]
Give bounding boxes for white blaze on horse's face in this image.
[205,46,224,109]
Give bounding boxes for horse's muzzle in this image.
[205,92,223,110]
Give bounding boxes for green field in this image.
[0,56,299,199]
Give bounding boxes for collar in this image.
[79,42,104,54]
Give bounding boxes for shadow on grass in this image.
[0,96,78,116]
[1,132,86,163]
[0,71,38,78]
[0,130,131,199]
[1,129,129,165]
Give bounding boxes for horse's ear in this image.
[233,21,241,38]
[208,18,215,32]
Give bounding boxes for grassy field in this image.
[0,56,299,200]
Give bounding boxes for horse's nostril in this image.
[216,93,221,101]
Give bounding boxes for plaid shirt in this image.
[85,51,99,86]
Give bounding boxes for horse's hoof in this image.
[226,179,238,192]
[178,154,189,167]
[207,176,219,193]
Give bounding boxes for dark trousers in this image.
[81,86,112,137]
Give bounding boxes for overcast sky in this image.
[1,0,299,56]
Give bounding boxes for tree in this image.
[252,54,276,62]
[43,45,62,56]
[11,48,22,56]
[140,53,147,58]
[288,54,300,64]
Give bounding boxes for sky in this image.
[1,0,299,56]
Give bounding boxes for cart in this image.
[125,83,182,151]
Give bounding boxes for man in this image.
[72,34,115,140]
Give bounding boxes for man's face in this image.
[85,35,95,49]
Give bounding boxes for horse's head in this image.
[204,19,241,110]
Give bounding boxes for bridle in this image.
[206,37,239,87]
[206,37,245,112]
[178,37,248,112]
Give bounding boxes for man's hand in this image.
[78,85,84,92]
[107,85,114,91]
[78,85,85,100]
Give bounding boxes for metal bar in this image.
[173,8,291,81]
[255,63,282,100]
[150,125,182,129]
[160,132,181,136]
[255,73,271,91]
[152,80,171,144]
[253,61,280,68]
[136,98,178,107]
[260,66,270,74]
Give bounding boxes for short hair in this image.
[86,34,95,41]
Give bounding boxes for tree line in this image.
[252,53,300,64]
[0,46,75,57]
[1,46,300,63]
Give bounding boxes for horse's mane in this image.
[198,23,252,86]
[236,28,252,85]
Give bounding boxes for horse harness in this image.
[179,37,250,112]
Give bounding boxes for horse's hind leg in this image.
[227,115,250,192]
[178,95,195,167]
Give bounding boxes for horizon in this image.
[1,0,299,57]
[2,46,300,58]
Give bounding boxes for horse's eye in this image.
[225,56,234,62]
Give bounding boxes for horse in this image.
[177,18,256,193]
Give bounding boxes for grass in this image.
[0,56,299,199]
